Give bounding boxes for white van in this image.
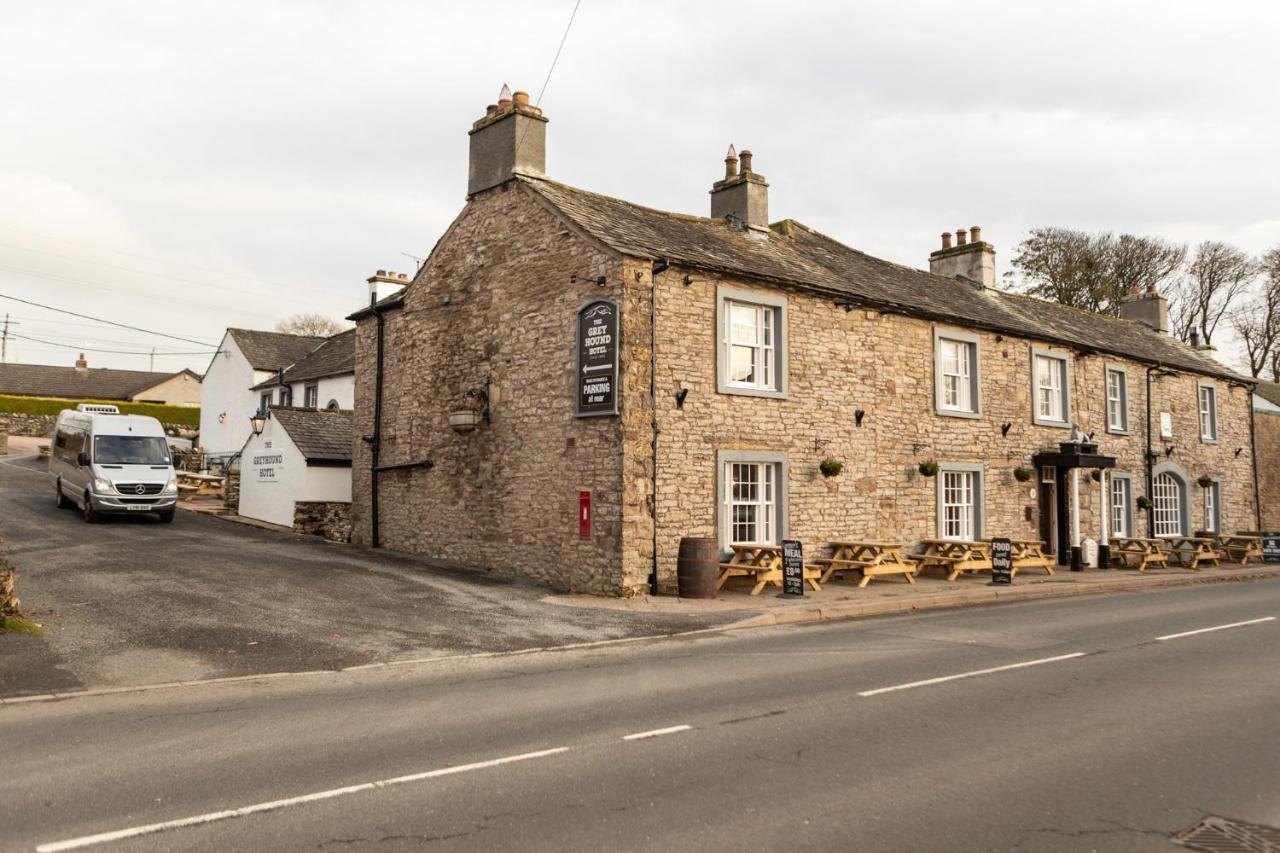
[49,404,179,523]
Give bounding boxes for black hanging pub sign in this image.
[575,300,619,417]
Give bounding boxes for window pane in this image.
[730,303,759,345]
[730,345,756,384]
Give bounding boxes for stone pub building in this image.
[349,88,1259,596]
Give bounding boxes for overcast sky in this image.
[2,0,1277,375]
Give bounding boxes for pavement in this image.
[2,578,1278,852]
[0,452,739,699]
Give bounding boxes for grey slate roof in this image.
[228,329,327,372]
[272,407,352,464]
[519,176,1248,383]
[346,289,405,321]
[1255,380,1280,408]
[252,329,355,390]
[0,363,196,401]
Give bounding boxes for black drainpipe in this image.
[1145,364,1157,538]
[649,258,669,594]
[370,299,386,548]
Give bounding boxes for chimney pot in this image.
[930,228,997,290]
[724,144,738,179]
[956,228,968,246]
[398,273,408,281]
[485,104,497,116]
[512,90,530,106]
[75,353,88,370]
[941,232,953,249]
[497,82,512,107]
[739,149,753,174]
[970,225,982,243]
[376,269,387,276]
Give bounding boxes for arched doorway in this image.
[1151,467,1188,537]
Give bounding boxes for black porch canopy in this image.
[1034,440,1116,470]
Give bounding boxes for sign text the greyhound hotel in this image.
[576,300,619,417]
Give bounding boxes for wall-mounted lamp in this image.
[675,388,689,409]
[1234,447,1244,457]
[1001,422,1012,437]
[813,436,831,452]
[995,334,1004,343]
[1165,445,1176,457]
[854,409,865,427]
[250,412,267,437]
[835,300,856,313]
[570,274,609,287]
[682,275,694,286]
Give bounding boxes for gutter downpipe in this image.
[1145,365,1157,538]
[649,257,669,595]
[1249,387,1262,530]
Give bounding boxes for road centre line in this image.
[622,724,692,741]
[857,652,1087,697]
[35,747,570,852]
[1155,616,1275,642]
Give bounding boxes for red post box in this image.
[578,491,591,539]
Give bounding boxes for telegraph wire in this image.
[6,331,218,357]
[0,292,219,347]
[514,0,582,156]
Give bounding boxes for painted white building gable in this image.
[199,332,260,460]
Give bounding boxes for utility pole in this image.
[1,313,9,363]
[150,346,156,372]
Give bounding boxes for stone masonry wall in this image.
[224,470,240,515]
[643,266,1258,592]
[0,413,57,438]
[1257,410,1280,531]
[294,501,352,543]
[350,183,630,594]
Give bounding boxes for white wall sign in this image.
[1159,412,1173,439]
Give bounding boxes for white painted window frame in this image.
[1151,462,1190,538]
[1110,473,1133,538]
[1198,383,1218,442]
[716,450,788,550]
[716,286,787,399]
[1105,366,1129,434]
[933,328,981,418]
[1031,348,1071,428]
[936,462,983,541]
[1202,478,1221,533]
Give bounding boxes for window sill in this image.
[1200,436,1218,444]
[718,385,787,400]
[1033,418,1072,429]
[936,407,981,420]
[1106,426,1130,436]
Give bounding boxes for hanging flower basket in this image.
[1013,467,1033,483]
[448,409,483,433]
[1197,475,1215,489]
[819,458,844,478]
[1137,496,1153,511]
[918,460,939,478]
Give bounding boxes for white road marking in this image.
[1155,616,1275,642]
[622,724,692,741]
[857,652,1087,697]
[35,747,570,852]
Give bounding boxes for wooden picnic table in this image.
[1165,536,1222,570]
[717,544,822,596]
[1110,537,1170,571]
[1215,534,1264,564]
[915,539,993,581]
[814,541,917,587]
[990,538,1055,576]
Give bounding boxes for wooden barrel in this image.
[677,537,720,599]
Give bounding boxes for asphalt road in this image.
[0,452,734,697]
[3,578,1277,852]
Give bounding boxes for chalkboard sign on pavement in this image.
[1263,533,1280,564]
[990,537,1013,585]
[781,539,804,597]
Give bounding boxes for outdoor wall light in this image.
[250,413,266,436]
[675,388,689,409]
[855,409,865,427]
[1235,447,1244,457]
[569,274,609,287]
[682,275,694,286]
[1165,445,1176,457]
[1001,422,1012,437]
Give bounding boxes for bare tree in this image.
[275,313,346,337]
[1232,246,1280,378]
[1005,228,1185,316]
[1169,241,1256,345]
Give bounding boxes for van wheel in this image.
[55,481,71,509]
[82,493,99,524]
[158,509,175,524]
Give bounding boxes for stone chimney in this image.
[367,270,410,306]
[74,353,88,371]
[929,225,997,289]
[1119,283,1169,334]
[467,83,547,197]
[710,144,769,232]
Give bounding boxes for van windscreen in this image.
[93,435,171,465]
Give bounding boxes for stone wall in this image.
[294,501,352,543]
[1257,410,1280,531]
[0,429,7,455]
[0,413,57,438]
[224,470,240,514]
[640,265,1258,592]
[350,182,629,594]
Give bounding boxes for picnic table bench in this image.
[1214,534,1264,564]
[717,544,822,596]
[1165,536,1222,570]
[993,538,1054,576]
[1110,538,1170,571]
[915,539,993,581]
[812,541,917,587]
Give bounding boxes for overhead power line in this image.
[6,331,218,357]
[0,292,219,348]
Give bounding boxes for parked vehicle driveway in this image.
[0,453,737,698]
